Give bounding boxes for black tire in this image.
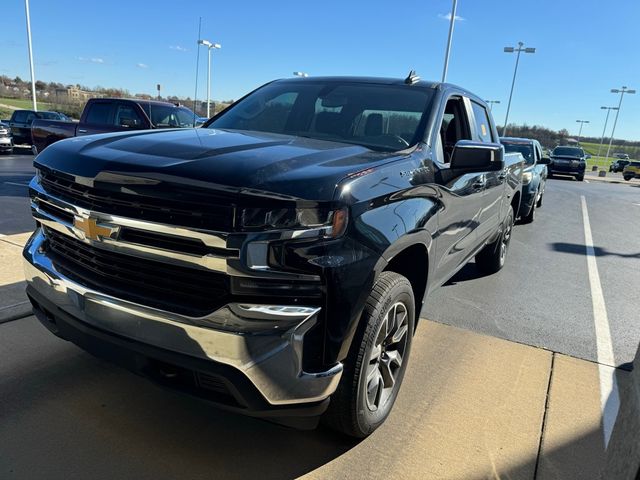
[576,174,584,181]
[624,176,632,181]
[323,271,415,438]
[475,205,514,274]
[521,200,536,224]
[536,191,544,208]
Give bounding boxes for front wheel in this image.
[576,174,584,181]
[536,190,544,208]
[624,176,632,181]
[323,271,415,438]
[476,205,514,274]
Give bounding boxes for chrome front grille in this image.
[39,167,236,231]
[45,227,230,317]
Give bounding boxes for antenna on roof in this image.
[404,70,420,85]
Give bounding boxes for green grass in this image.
[0,97,53,111]
[577,141,638,171]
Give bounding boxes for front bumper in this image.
[23,229,342,409]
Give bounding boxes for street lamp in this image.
[293,71,308,77]
[502,42,535,136]
[596,106,618,159]
[604,86,635,163]
[197,38,221,118]
[24,0,37,111]
[441,0,458,82]
[575,120,589,144]
[485,100,500,111]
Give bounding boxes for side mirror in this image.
[538,156,551,165]
[585,154,592,159]
[450,140,504,172]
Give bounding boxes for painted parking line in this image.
[580,195,619,449]
[584,179,590,183]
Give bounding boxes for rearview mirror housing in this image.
[450,140,504,172]
[538,156,551,165]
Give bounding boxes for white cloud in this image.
[136,63,149,69]
[438,12,465,21]
[77,56,105,64]
[169,45,188,52]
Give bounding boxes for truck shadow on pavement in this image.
[551,242,640,260]
[443,261,492,286]
[0,316,359,480]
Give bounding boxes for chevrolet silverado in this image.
[24,75,523,437]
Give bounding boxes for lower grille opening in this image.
[145,360,243,408]
[44,228,230,317]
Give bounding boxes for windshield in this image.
[144,105,196,128]
[553,146,583,157]
[207,81,433,151]
[501,142,535,165]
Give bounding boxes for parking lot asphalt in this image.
[1,156,639,478]
[425,175,640,367]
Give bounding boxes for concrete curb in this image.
[0,300,32,324]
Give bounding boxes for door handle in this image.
[472,180,486,190]
[498,171,507,180]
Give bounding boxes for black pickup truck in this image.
[23,76,523,437]
[8,109,69,146]
[31,98,197,154]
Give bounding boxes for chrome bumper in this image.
[23,229,342,406]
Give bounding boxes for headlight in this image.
[522,172,533,185]
[240,207,348,237]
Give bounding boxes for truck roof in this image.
[94,98,184,107]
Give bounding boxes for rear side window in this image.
[85,103,116,125]
[471,101,493,143]
[12,111,28,123]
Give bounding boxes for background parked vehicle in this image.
[623,161,640,181]
[8,109,70,146]
[24,76,523,438]
[31,98,198,153]
[610,159,631,172]
[0,121,13,154]
[548,146,587,181]
[501,137,549,223]
[614,153,630,160]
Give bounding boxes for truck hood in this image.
[34,128,405,201]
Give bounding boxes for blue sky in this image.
[2,0,639,140]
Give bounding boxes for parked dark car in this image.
[501,137,550,223]
[614,153,630,160]
[610,159,630,172]
[31,98,197,154]
[8,109,70,146]
[549,146,587,181]
[0,121,13,154]
[23,76,523,437]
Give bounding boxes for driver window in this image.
[438,97,471,164]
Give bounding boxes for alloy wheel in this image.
[365,301,410,411]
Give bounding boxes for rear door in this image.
[78,101,117,136]
[10,110,33,144]
[431,94,487,286]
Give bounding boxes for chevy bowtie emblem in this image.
[74,216,119,241]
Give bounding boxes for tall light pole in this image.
[502,42,535,136]
[293,71,308,77]
[441,0,458,82]
[197,39,221,118]
[575,120,589,144]
[24,0,37,111]
[604,86,635,163]
[485,100,500,111]
[596,106,618,158]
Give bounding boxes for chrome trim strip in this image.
[24,229,342,405]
